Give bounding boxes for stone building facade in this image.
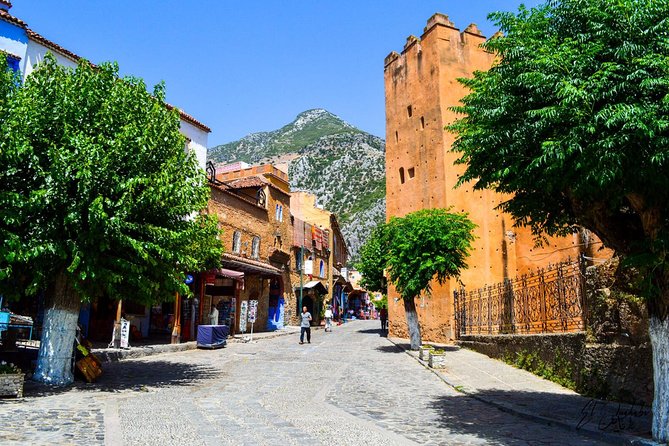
[384,13,601,343]
[205,164,294,334]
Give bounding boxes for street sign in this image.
[304,260,313,275]
[120,318,130,348]
[239,300,248,333]
[248,300,258,323]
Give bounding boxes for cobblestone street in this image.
[0,321,617,445]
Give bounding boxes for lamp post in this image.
[299,245,304,321]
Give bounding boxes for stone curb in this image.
[93,326,312,363]
[93,342,197,363]
[385,337,659,446]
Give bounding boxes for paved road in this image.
[0,320,614,445]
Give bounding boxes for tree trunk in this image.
[648,278,669,443]
[649,314,669,443]
[33,271,80,386]
[403,296,421,350]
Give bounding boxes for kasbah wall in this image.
[384,13,608,343]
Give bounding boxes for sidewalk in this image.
[92,325,303,363]
[388,337,657,446]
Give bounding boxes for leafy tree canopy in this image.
[0,55,222,304]
[384,209,476,299]
[356,225,388,294]
[449,0,669,300]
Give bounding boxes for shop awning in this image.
[295,280,327,294]
[217,268,245,281]
[221,253,282,278]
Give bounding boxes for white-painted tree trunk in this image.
[33,272,80,386]
[403,296,421,350]
[649,316,669,443]
[33,307,79,385]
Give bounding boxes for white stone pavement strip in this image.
[0,320,618,445]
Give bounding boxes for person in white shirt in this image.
[324,305,333,332]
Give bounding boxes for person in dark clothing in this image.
[299,306,312,344]
[379,308,388,331]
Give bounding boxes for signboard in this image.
[120,318,130,348]
[248,300,258,323]
[184,274,194,285]
[239,300,248,333]
[304,260,313,275]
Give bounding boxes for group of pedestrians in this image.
[299,305,389,345]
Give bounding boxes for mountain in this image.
[208,109,386,262]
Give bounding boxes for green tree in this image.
[448,0,669,440]
[356,225,388,295]
[0,55,222,385]
[358,209,476,350]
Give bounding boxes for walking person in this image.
[299,306,312,344]
[324,305,333,332]
[379,307,388,332]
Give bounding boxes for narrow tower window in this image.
[408,167,415,179]
[399,167,405,184]
[407,105,413,118]
[420,116,425,129]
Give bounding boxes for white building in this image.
[0,0,210,168]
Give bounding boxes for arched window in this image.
[319,259,325,278]
[232,231,241,254]
[252,236,260,259]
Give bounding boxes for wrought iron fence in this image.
[454,258,586,337]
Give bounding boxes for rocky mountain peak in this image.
[207,110,386,261]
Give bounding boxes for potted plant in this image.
[0,361,24,398]
[419,344,434,361]
[428,349,446,369]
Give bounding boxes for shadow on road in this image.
[375,345,404,354]
[23,360,219,397]
[428,389,652,444]
[358,328,388,337]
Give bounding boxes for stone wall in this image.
[458,333,653,405]
[458,258,654,405]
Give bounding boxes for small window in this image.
[407,105,413,118]
[232,231,241,254]
[395,131,399,143]
[275,204,279,220]
[408,167,415,179]
[6,56,20,74]
[252,236,260,259]
[279,205,283,222]
[319,259,325,278]
[420,116,425,129]
[399,167,405,184]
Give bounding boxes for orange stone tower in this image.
[384,13,590,342]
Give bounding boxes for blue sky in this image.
[12,1,542,146]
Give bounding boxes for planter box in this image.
[419,346,434,361]
[428,351,446,369]
[0,373,24,398]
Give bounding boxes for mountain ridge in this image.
[207,109,386,262]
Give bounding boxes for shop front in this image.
[295,281,327,326]
[217,253,284,334]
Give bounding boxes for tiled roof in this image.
[26,29,81,63]
[0,10,211,133]
[0,1,12,9]
[0,48,21,60]
[0,9,26,28]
